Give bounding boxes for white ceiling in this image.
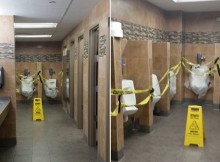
[0,0,99,41]
[146,0,220,12]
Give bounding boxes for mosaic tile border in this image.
[83,41,89,59]
[16,54,62,62]
[184,32,220,44]
[114,18,220,44]
[73,47,78,60]
[99,35,107,57]
[0,43,15,59]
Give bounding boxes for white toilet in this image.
[152,74,161,108]
[121,80,138,122]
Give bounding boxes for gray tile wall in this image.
[0,43,15,59]
[114,19,220,44]
[16,54,62,62]
[83,41,89,59]
[99,35,107,57]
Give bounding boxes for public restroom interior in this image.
[111,0,220,161]
[0,0,110,162]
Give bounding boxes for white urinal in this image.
[66,78,69,99]
[122,80,138,122]
[169,71,177,100]
[20,76,35,99]
[44,79,58,99]
[152,74,161,108]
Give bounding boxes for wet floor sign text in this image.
[184,105,204,147]
[33,98,44,121]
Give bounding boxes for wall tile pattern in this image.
[114,19,220,44]
[99,35,107,57]
[15,54,62,62]
[0,43,14,59]
[83,41,89,59]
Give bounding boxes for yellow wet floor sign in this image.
[33,98,44,121]
[184,105,204,147]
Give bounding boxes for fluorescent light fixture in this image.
[15,35,52,38]
[14,23,57,28]
[173,0,218,2]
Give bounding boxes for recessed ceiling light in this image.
[14,23,57,29]
[173,0,218,2]
[15,35,52,38]
[49,1,56,4]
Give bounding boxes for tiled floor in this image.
[0,103,97,162]
[116,103,220,162]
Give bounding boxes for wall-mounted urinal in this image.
[184,64,211,98]
[152,74,161,109]
[121,79,138,122]
[44,79,58,99]
[20,76,35,99]
[66,78,69,99]
[169,71,177,100]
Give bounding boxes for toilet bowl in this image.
[121,79,138,122]
[44,79,58,99]
[152,74,161,108]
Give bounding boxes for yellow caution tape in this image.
[204,59,215,66]
[59,71,63,87]
[111,94,152,116]
[182,60,216,76]
[38,74,46,83]
[16,72,40,84]
[182,57,215,67]
[111,61,182,116]
[111,57,219,117]
[16,88,20,93]
[111,89,150,95]
[182,57,195,66]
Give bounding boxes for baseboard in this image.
[160,110,170,116]
[111,148,124,161]
[0,137,16,147]
[97,153,106,162]
[16,100,62,104]
[184,98,219,108]
[139,124,153,133]
[16,100,32,104]
[171,100,183,105]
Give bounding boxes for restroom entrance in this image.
[89,25,99,146]
[78,35,84,129]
